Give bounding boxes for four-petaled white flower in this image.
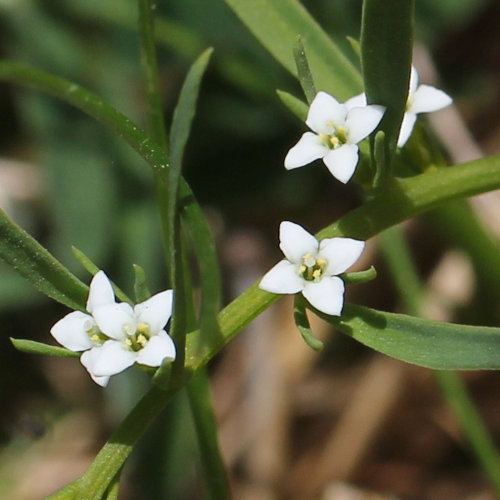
[284,91,385,183]
[259,221,365,315]
[398,66,452,147]
[50,271,176,387]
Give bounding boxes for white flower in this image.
[50,270,176,387]
[80,289,176,383]
[50,271,116,385]
[284,91,385,183]
[259,221,365,315]
[397,66,452,147]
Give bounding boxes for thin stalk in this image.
[138,0,168,150]
[187,369,231,500]
[380,226,500,496]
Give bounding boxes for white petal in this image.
[279,221,318,263]
[284,132,327,170]
[319,237,365,275]
[136,331,176,367]
[397,112,417,147]
[135,290,173,335]
[85,340,137,377]
[302,277,345,316]
[410,85,452,114]
[345,93,367,110]
[306,91,347,133]
[322,144,359,183]
[346,105,385,144]
[259,260,304,294]
[408,66,419,98]
[86,270,115,313]
[81,346,111,386]
[50,311,95,351]
[93,302,135,340]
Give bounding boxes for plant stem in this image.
[380,226,500,496]
[187,369,231,500]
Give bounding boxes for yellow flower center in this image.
[319,124,347,150]
[123,322,151,351]
[299,254,327,282]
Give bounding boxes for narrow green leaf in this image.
[11,338,79,358]
[0,208,87,310]
[341,266,377,285]
[133,264,151,303]
[294,296,324,351]
[182,200,222,345]
[372,130,387,189]
[222,0,362,99]
[276,89,308,121]
[138,0,169,151]
[346,36,361,59]
[323,304,500,370]
[168,49,221,347]
[293,36,316,104]
[71,246,131,304]
[152,359,173,390]
[168,48,213,276]
[361,0,414,163]
[168,48,214,370]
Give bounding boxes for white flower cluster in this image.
[51,271,176,386]
[260,66,451,316]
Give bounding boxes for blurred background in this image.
[0,0,500,498]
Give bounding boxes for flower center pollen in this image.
[124,322,151,351]
[299,253,327,282]
[319,124,347,150]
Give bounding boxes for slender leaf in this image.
[0,208,87,310]
[372,130,387,188]
[322,304,500,370]
[361,0,414,163]
[293,37,316,104]
[294,297,323,350]
[11,338,79,358]
[168,48,213,277]
[222,0,362,99]
[169,49,221,347]
[276,89,308,121]
[341,266,377,285]
[72,246,131,303]
[133,264,150,303]
[138,0,168,151]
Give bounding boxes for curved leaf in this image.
[0,208,88,310]
[324,304,500,370]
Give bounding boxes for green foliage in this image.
[325,304,500,370]
[10,338,79,358]
[294,297,324,351]
[222,0,362,99]
[361,0,414,165]
[0,208,88,310]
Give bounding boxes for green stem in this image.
[48,384,182,500]
[435,371,500,494]
[138,0,168,150]
[187,369,231,500]
[380,227,500,496]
